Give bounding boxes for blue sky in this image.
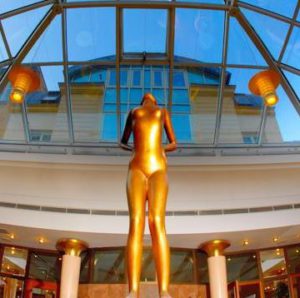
[0,1,300,142]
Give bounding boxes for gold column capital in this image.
[200,240,230,257]
[56,238,88,257]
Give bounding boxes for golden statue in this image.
[120,93,177,298]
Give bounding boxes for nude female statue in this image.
[120,93,177,298]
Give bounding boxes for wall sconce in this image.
[249,69,280,107]
[8,66,40,104]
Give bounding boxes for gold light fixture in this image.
[273,236,279,243]
[8,66,40,104]
[243,239,249,246]
[38,237,45,244]
[249,69,281,107]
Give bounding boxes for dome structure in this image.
[0,1,300,297]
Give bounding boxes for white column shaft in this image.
[60,254,81,298]
[208,255,228,298]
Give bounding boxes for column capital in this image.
[56,238,89,257]
[200,240,230,257]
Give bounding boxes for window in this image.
[173,71,186,88]
[132,70,141,87]
[1,247,28,277]
[153,70,163,87]
[242,133,259,144]
[30,130,52,142]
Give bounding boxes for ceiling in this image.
[0,0,299,156]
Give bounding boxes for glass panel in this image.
[170,250,195,284]
[291,275,300,298]
[174,66,221,144]
[24,65,69,143]
[2,6,51,56]
[239,0,298,18]
[123,9,167,54]
[219,68,264,144]
[141,249,155,282]
[263,86,300,143]
[227,253,259,282]
[67,8,116,61]
[0,78,25,141]
[282,27,300,70]
[0,0,43,14]
[93,249,125,283]
[1,246,28,276]
[0,276,23,298]
[264,279,290,298]
[79,251,90,283]
[283,70,300,101]
[260,248,287,279]
[175,9,224,63]
[241,8,289,59]
[0,36,9,62]
[24,14,62,63]
[29,253,60,281]
[197,251,209,284]
[70,65,115,142]
[286,246,300,274]
[239,282,261,298]
[227,17,267,66]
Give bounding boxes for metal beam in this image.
[257,104,267,146]
[167,6,175,111]
[238,1,300,28]
[116,7,122,141]
[214,10,230,145]
[278,63,300,76]
[0,0,55,20]
[0,21,12,59]
[234,8,300,116]
[21,101,31,143]
[62,1,230,10]
[62,7,75,144]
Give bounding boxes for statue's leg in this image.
[148,170,172,298]
[126,169,147,297]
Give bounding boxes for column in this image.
[200,240,230,298]
[56,238,89,298]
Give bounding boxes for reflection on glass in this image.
[79,251,90,283]
[291,275,300,298]
[177,66,221,144]
[24,15,62,63]
[227,17,267,66]
[25,65,69,143]
[264,279,290,298]
[67,8,116,61]
[69,65,115,142]
[227,253,259,282]
[239,282,261,298]
[241,8,289,59]
[29,253,60,281]
[1,246,28,276]
[283,27,300,70]
[178,0,223,3]
[263,86,300,143]
[239,0,298,18]
[197,251,209,284]
[175,9,224,63]
[0,276,23,298]
[141,249,156,282]
[286,246,300,274]
[2,6,51,56]
[260,248,287,279]
[170,250,195,284]
[93,249,125,283]
[219,68,264,144]
[123,9,167,54]
[32,288,56,297]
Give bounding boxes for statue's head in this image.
[141,93,157,105]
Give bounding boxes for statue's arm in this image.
[163,108,177,152]
[120,110,133,151]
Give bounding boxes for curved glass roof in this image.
[0,0,299,155]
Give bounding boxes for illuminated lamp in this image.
[249,69,281,107]
[8,66,40,104]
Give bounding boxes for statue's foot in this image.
[126,291,138,298]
